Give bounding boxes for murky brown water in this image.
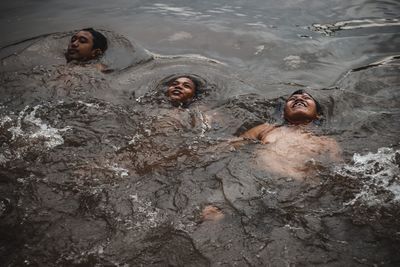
[1,1,400,266]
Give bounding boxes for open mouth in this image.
[292,101,307,108]
[170,89,183,96]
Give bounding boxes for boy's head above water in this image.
[283,90,322,125]
[167,76,197,106]
[65,28,108,62]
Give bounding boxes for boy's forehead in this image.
[171,77,194,84]
[73,31,93,39]
[291,92,311,97]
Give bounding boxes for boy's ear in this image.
[91,48,103,58]
[315,114,323,122]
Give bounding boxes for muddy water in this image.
[1,0,400,266]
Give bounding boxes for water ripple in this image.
[310,18,400,36]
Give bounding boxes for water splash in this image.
[0,115,12,126]
[336,147,400,206]
[127,194,163,230]
[196,108,211,137]
[254,45,265,55]
[107,163,129,178]
[7,105,71,148]
[77,100,100,109]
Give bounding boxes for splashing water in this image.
[7,105,71,148]
[336,147,400,206]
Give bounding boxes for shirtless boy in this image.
[242,90,341,179]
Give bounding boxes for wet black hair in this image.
[82,28,108,52]
[289,89,323,116]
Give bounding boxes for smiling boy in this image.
[242,90,341,179]
[166,76,197,107]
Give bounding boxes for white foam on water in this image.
[196,109,211,138]
[128,133,143,145]
[108,163,129,178]
[127,194,162,229]
[254,45,265,55]
[336,147,400,206]
[77,100,100,109]
[8,106,29,140]
[7,105,71,148]
[0,115,12,126]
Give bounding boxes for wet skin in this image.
[253,125,341,179]
[201,205,224,222]
[167,77,196,106]
[242,92,341,179]
[284,92,318,125]
[65,31,102,62]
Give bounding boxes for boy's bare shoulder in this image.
[241,123,275,140]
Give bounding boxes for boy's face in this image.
[65,31,98,62]
[284,93,318,124]
[167,77,196,105]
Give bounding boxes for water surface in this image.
[0,0,399,266]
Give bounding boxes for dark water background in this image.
[0,0,400,266]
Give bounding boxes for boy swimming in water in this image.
[242,90,341,179]
[166,76,198,107]
[65,28,108,63]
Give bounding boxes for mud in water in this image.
[1,1,400,265]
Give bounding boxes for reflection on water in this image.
[1,0,400,266]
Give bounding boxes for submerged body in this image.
[242,90,341,179]
[244,124,341,179]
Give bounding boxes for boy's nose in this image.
[71,40,79,48]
